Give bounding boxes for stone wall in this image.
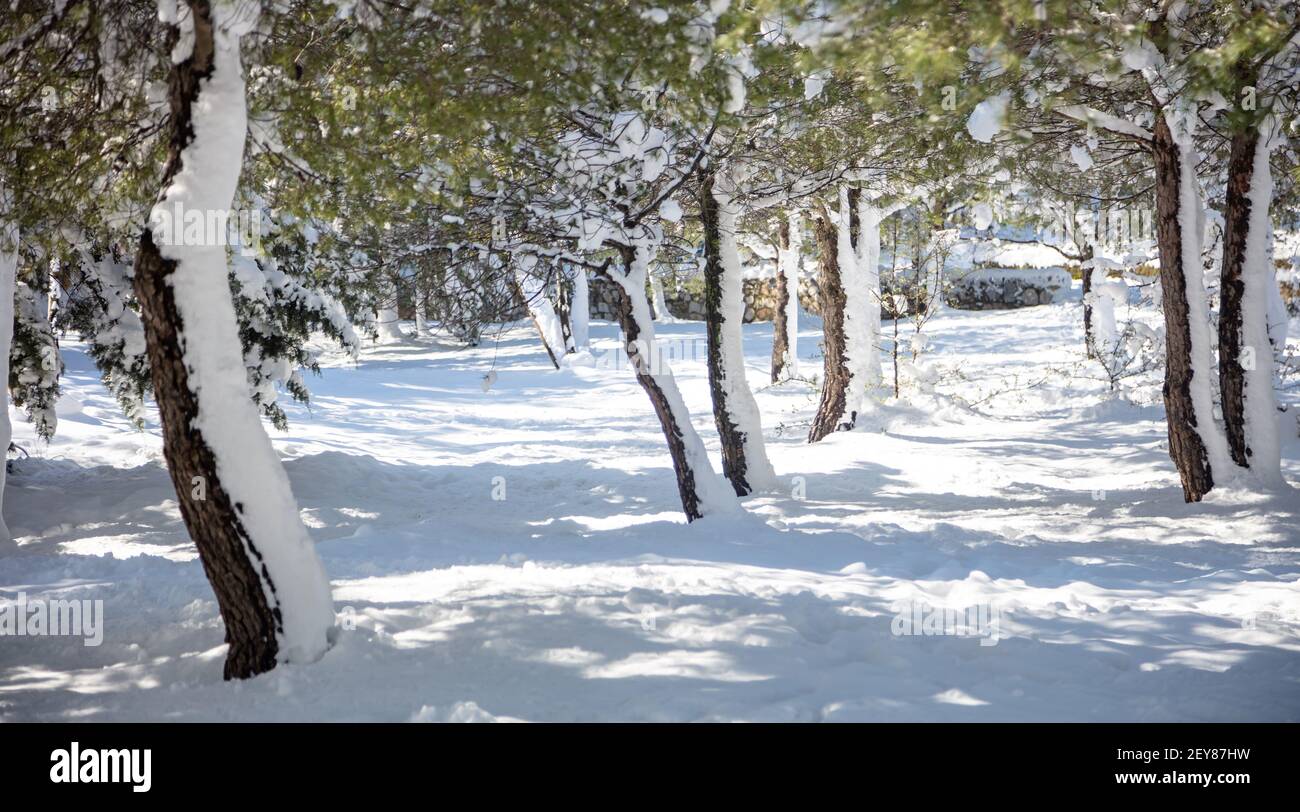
[943,268,1071,310]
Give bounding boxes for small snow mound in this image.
[933,688,989,707]
[561,350,597,368]
[409,701,519,723]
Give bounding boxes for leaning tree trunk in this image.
[601,245,736,520]
[771,217,792,383]
[133,0,334,680]
[507,267,561,369]
[1151,113,1230,502]
[1219,120,1283,485]
[699,170,775,495]
[808,209,851,444]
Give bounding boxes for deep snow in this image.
[3,283,1300,721]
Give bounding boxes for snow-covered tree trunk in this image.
[1151,111,1233,502]
[412,281,427,338]
[554,271,575,352]
[604,242,736,520]
[374,304,405,343]
[0,181,16,552]
[649,272,670,322]
[855,194,885,390]
[823,185,872,428]
[570,263,590,350]
[770,211,801,382]
[700,170,776,495]
[808,208,851,444]
[1078,244,1096,358]
[132,0,334,679]
[509,258,563,369]
[1086,262,1121,361]
[1219,120,1283,486]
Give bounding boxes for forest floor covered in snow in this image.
[4,284,1300,721]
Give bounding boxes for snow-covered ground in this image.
[3,283,1300,721]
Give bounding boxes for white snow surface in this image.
[4,285,1300,721]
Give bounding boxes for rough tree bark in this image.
[133,0,333,679]
[1151,114,1214,502]
[699,170,775,495]
[1218,117,1283,486]
[554,269,575,353]
[1219,126,1257,468]
[808,209,850,444]
[700,171,750,494]
[600,246,736,521]
[0,182,16,551]
[1079,243,1095,358]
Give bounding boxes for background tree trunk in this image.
[413,281,427,337]
[569,263,590,350]
[1080,243,1095,358]
[555,269,575,353]
[771,217,791,383]
[808,210,850,443]
[507,271,561,369]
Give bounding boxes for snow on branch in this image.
[1054,105,1152,143]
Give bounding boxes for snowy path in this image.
[3,291,1300,721]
